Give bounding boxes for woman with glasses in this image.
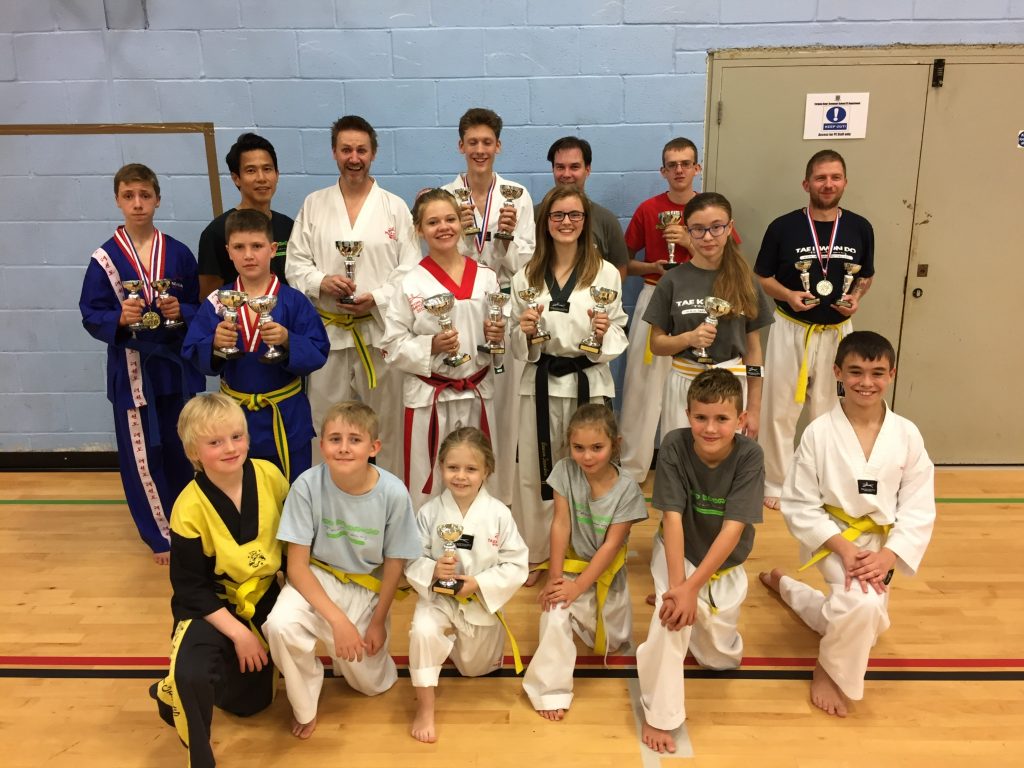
[644,191,774,440]
[508,186,628,584]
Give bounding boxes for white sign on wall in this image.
[804,92,870,140]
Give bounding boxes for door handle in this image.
[912,288,923,298]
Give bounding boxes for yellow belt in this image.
[454,593,524,674]
[798,504,892,572]
[220,377,302,480]
[705,565,738,615]
[643,325,654,365]
[776,308,845,404]
[671,357,746,379]
[535,544,628,655]
[217,573,276,647]
[318,309,377,390]
[309,557,411,600]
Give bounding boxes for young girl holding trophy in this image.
[508,186,628,582]
[404,427,529,743]
[382,189,505,509]
[644,192,774,439]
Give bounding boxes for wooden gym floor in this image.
[1,469,1022,767]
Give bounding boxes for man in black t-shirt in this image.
[197,132,294,299]
[753,149,875,509]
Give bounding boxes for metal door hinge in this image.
[932,59,945,88]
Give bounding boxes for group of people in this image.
[77,107,936,766]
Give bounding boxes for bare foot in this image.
[524,569,543,587]
[641,721,677,753]
[644,592,656,607]
[810,662,848,717]
[153,551,170,566]
[763,496,780,510]
[758,568,784,593]
[291,715,316,739]
[411,687,437,743]
[537,708,565,721]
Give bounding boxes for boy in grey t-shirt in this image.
[264,401,420,740]
[635,369,764,754]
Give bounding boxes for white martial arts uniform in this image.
[286,180,421,477]
[381,256,499,511]
[443,173,535,506]
[777,402,935,700]
[522,458,648,712]
[405,488,529,687]
[263,464,421,724]
[636,429,763,732]
[618,279,672,483]
[509,260,629,563]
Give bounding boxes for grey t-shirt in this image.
[652,429,764,569]
[643,261,774,364]
[547,457,648,588]
[277,464,421,575]
[534,198,628,270]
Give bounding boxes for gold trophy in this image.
[578,286,618,354]
[834,263,862,309]
[214,289,247,360]
[423,292,471,367]
[121,279,149,334]
[794,260,821,306]
[247,295,284,364]
[695,296,732,365]
[493,184,523,241]
[334,240,363,305]
[452,188,481,236]
[150,278,184,329]
[657,210,683,266]
[518,286,551,345]
[432,523,464,595]
[482,291,509,356]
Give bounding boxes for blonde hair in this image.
[177,393,248,470]
[683,192,759,319]
[321,400,380,440]
[566,403,621,464]
[438,427,495,477]
[527,186,603,292]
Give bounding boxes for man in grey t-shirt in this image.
[541,136,629,281]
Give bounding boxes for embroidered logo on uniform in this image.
[385,226,397,241]
[408,293,425,313]
[488,534,499,548]
[857,479,878,495]
[248,549,266,568]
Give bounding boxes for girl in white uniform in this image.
[509,187,628,578]
[405,427,529,743]
[522,404,647,720]
[382,189,506,510]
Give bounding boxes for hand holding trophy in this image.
[334,240,363,306]
[578,286,618,354]
[834,263,862,309]
[247,295,284,364]
[794,260,821,306]
[481,291,509,356]
[151,278,184,329]
[518,287,551,345]
[121,279,147,335]
[493,185,523,242]
[657,210,683,267]
[452,188,481,236]
[694,296,731,365]
[432,523,464,595]
[424,292,471,367]
[214,289,247,360]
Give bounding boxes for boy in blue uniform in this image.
[183,209,330,482]
[79,163,204,563]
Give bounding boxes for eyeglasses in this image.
[548,211,586,223]
[664,161,696,171]
[686,223,730,239]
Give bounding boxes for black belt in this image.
[535,353,595,500]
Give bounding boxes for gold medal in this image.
[816,279,834,297]
[141,311,162,330]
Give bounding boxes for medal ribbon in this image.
[804,208,841,284]
[463,173,495,255]
[234,275,280,353]
[113,225,164,304]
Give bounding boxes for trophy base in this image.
[478,343,505,356]
[463,227,482,236]
[162,319,185,329]
[432,580,458,596]
[529,333,551,346]
[834,299,852,309]
[663,262,680,269]
[338,297,356,305]
[696,355,714,365]
[801,297,821,306]
[444,352,472,367]
[214,348,244,360]
[493,232,514,242]
[258,352,284,365]
[128,322,146,333]
[578,341,601,354]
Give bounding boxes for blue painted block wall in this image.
[1,0,1023,450]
